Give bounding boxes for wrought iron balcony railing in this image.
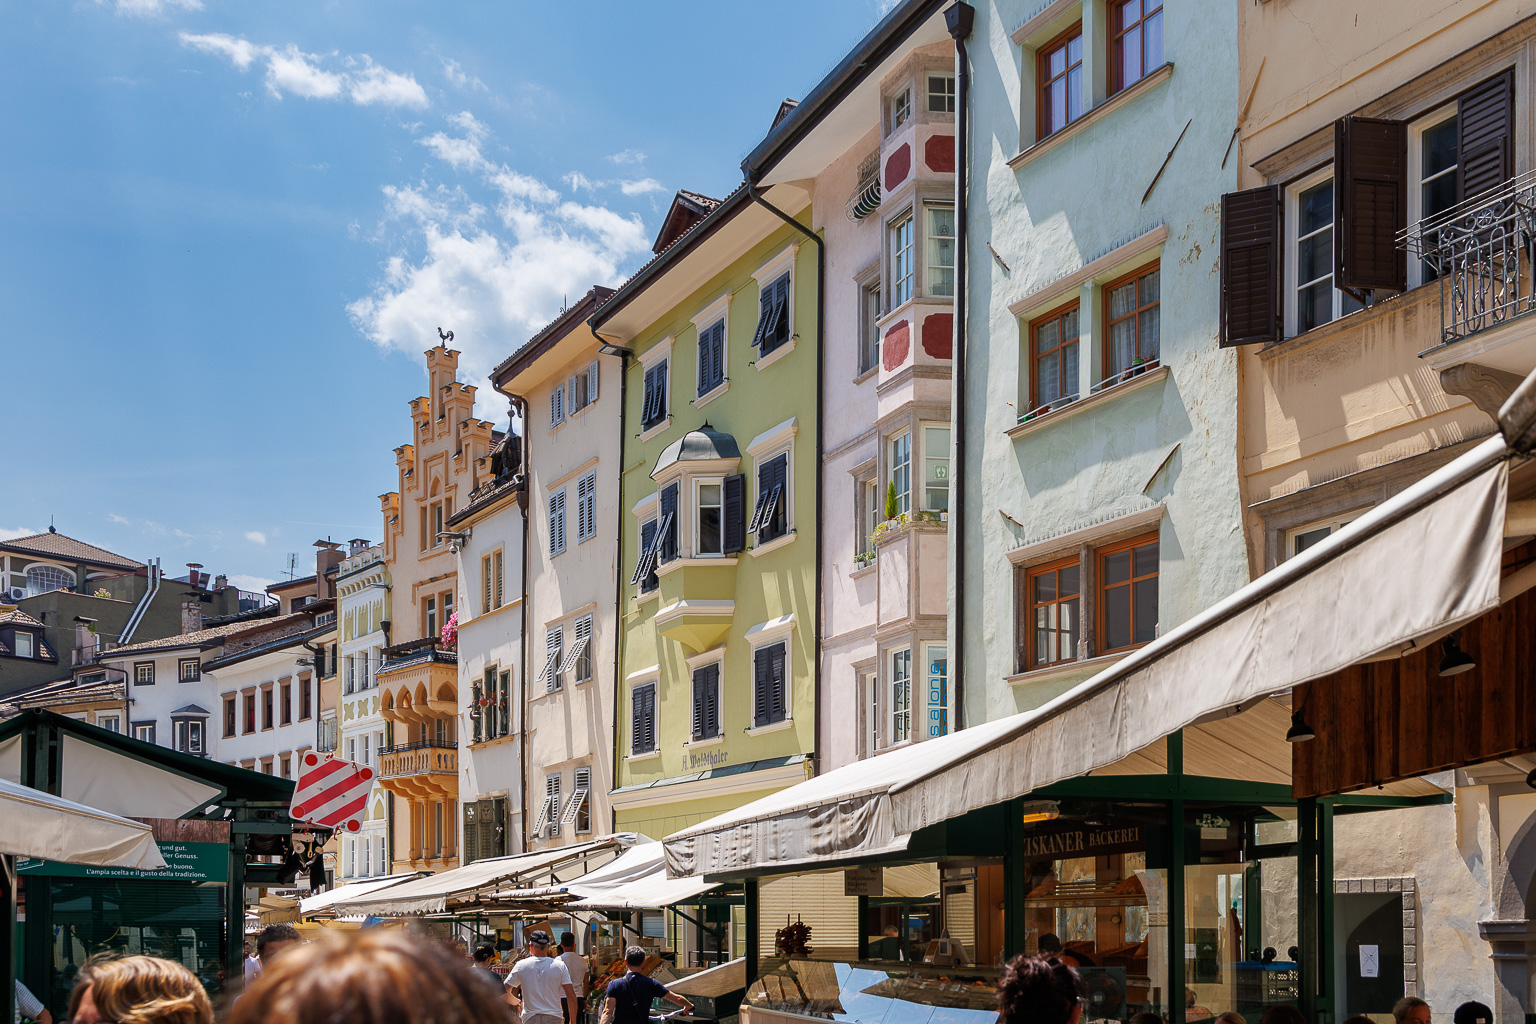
[1401,171,1536,345]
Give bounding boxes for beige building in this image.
[1228,1,1536,1017]
[490,287,618,852]
[377,342,500,872]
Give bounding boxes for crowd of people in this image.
[11,932,1503,1024]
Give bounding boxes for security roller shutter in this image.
[758,871,862,962]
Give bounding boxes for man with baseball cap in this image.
[600,947,693,1024]
[507,930,578,1024]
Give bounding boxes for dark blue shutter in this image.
[768,643,786,722]
[632,520,657,588]
[631,685,646,754]
[753,648,771,727]
[659,485,679,562]
[723,474,746,553]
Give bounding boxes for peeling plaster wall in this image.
[958,0,1247,724]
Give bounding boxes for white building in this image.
[335,539,392,880]
[204,616,334,779]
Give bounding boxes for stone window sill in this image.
[1007,365,1169,441]
[1008,63,1174,172]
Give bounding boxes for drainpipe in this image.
[742,177,825,775]
[945,1,974,733]
[493,386,533,854]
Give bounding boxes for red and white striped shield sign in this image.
[290,752,374,833]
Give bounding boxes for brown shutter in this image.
[1335,116,1407,295]
[1219,186,1283,346]
[1458,69,1514,204]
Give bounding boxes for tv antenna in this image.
[283,552,299,580]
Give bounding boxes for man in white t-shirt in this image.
[507,931,577,1024]
[556,932,589,1024]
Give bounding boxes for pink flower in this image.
[441,611,458,648]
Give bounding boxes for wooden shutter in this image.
[691,666,706,739]
[1458,69,1514,203]
[753,648,771,727]
[632,519,658,587]
[704,664,720,737]
[482,556,493,615]
[632,684,655,753]
[1335,116,1407,294]
[768,643,787,721]
[1219,185,1283,346]
[463,803,481,864]
[659,484,679,561]
[723,474,746,553]
[588,360,600,403]
[494,550,503,607]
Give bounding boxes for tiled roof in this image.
[103,612,310,657]
[0,676,125,714]
[677,190,723,212]
[0,531,143,571]
[0,609,45,629]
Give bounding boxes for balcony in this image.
[377,738,458,802]
[378,637,457,675]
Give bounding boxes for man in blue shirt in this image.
[600,947,692,1024]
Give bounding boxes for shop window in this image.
[1021,556,1081,671]
[1098,532,1159,653]
[1038,24,1084,139]
[178,658,200,682]
[1104,264,1160,380]
[1030,304,1080,414]
[1110,0,1163,95]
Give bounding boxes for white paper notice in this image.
[1360,945,1380,978]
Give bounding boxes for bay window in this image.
[888,432,911,517]
[889,213,915,307]
[696,480,724,556]
[926,204,956,297]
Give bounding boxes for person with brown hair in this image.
[227,927,516,1024]
[67,955,213,1024]
[1258,1005,1306,1024]
[1215,1012,1247,1024]
[996,953,1086,1024]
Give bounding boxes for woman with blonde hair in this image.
[67,955,212,1024]
[229,927,516,1024]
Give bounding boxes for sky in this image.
[0,0,898,593]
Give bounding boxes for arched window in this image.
[25,564,75,596]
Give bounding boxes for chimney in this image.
[213,574,227,591]
[182,597,203,634]
[314,539,343,600]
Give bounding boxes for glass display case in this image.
[744,957,1001,1024]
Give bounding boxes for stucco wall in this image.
[960,0,1247,725]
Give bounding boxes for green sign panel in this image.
[17,840,228,882]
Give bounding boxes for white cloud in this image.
[244,531,267,545]
[0,526,38,541]
[228,573,278,594]
[104,0,203,16]
[179,33,427,109]
[442,59,486,92]
[619,177,665,196]
[564,170,594,192]
[606,149,645,166]
[107,513,130,525]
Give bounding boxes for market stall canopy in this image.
[551,842,716,909]
[299,873,425,919]
[666,433,1517,878]
[336,834,643,916]
[0,777,166,869]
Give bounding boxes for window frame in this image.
[1023,554,1083,672]
[927,71,956,114]
[13,631,33,659]
[1109,0,1164,97]
[640,357,670,432]
[859,279,883,375]
[696,316,727,398]
[921,423,950,514]
[694,476,725,557]
[889,86,912,133]
[1029,301,1081,413]
[924,201,956,298]
[631,681,659,755]
[573,765,593,834]
[753,449,792,544]
[887,431,912,518]
[98,714,120,734]
[922,641,949,740]
[889,645,913,746]
[134,661,155,685]
[1285,512,1365,561]
[1036,22,1085,141]
[132,722,155,744]
[223,696,236,738]
[1407,104,1459,289]
[1285,167,1363,337]
[424,596,437,640]
[549,487,568,557]
[178,658,200,682]
[889,210,916,308]
[1095,531,1160,655]
[690,658,723,743]
[1101,261,1162,380]
[751,639,790,730]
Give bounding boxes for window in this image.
[13,632,33,659]
[348,737,357,763]
[658,483,679,563]
[24,565,74,596]
[539,627,563,693]
[888,432,912,517]
[1038,25,1084,139]
[889,647,912,744]
[858,477,879,558]
[1286,513,1364,560]
[863,671,879,755]
[435,801,445,856]
[132,722,155,744]
[572,766,593,833]
[280,680,292,725]
[697,480,723,556]
[441,589,453,628]
[1289,174,1363,335]
[550,382,565,427]
[300,677,312,720]
[634,517,660,593]
[1104,265,1161,379]
[697,319,725,396]
[924,642,949,739]
[178,658,200,682]
[577,473,597,544]
[498,670,511,737]
[419,506,429,552]
[1098,533,1159,653]
[569,360,600,414]
[223,696,236,738]
[99,714,120,734]
[561,614,592,685]
[549,488,567,556]
[243,692,256,734]
[753,272,791,356]
[361,735,369,765]
[750,452,789,543]
[922,426,949,513]
[631,682,658,754]
[927,73,956,114]
[691,661,721,741]
[262,687,274,730]
[889,212,915,307]
[889,87,911,131]
[860,283,882,373]
[1411,110,1459,286]
[536,773,562,840]
[128,661,153,685]
[432,501,445,547]
[1023,557,1081,671]
[174,719,204,754]
[425,596,437,639]
[483,549,505,612]
[474,668,493,742]
[641,359,669,430]
[1110,0,1163,95]
[345,655,355,694]
[1030,304,1080,413]
[926,204,956,297]
[752,641,788,728]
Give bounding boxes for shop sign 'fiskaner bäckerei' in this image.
[1020,824,1144,859]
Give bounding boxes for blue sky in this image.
[0,0,895,592]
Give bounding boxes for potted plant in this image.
[1131,356,1148,377]
[884,481,899,522]
[854,550,876,568]
[440,611,458,650]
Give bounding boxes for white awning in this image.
[487,842,717,910]
[299,873,425,918]
[336,834,642,916]
[0,777,167,869]
[665,435,1512,878]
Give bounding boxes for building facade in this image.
[335,539,391,880]
[377,342,499,872]
[491,287,619,855]
[591,186,820,841]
